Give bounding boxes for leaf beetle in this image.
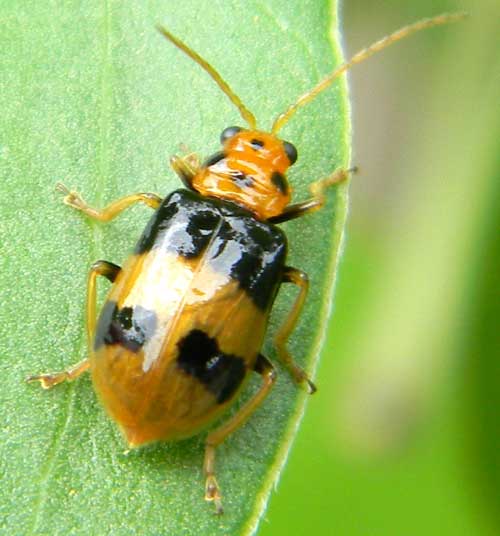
[28,13,465,513]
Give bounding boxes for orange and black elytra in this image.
[27,13,465,514]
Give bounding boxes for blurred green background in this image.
[260,0,499,535]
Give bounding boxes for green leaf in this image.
[0,1,349,534]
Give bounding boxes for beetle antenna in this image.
[271,12,467,134]
[157,26,258,129]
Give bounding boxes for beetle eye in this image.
[283,141,298,165]
[220,126,242,144]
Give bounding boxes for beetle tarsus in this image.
[290,365,316,394]
[205,475,224,515]
[56,182,88,212]
[26,359,90,389]
[307,378,317,394]
[26,373,64,389]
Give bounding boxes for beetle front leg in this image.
[274,266,316,393]
[170,152,201,190]
[56,183,162,222]
[269,167,356,224]
[26,260,120,389]
[203,354,276,514]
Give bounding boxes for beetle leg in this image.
[275,267,316,393]
[56,183,162,222]
[203,353,276,514]
[86,260,121,349]
[26,260,120,389]
[26,359,90,389]
[170,153,201,190]
[268,167,356,224]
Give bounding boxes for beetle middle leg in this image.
[56,183,162,222]
[275,266,316,393]
[26,260,120,389]
[85,260,121,348]
[26,359,90,390]
[203,353,276,514]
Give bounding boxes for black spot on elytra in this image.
[182,210,221,257]
[135,190,222,258]
[133,190,287,311]
[271,171,288,195]
[94,302,157,353]
[134,196,180,254]
[177,329,246,404]
[94,301,116,351]
[209,214,287,311]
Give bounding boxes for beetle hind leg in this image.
[203,354,276,514]
[275,267,316,394]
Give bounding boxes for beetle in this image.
[27,13,464,514]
